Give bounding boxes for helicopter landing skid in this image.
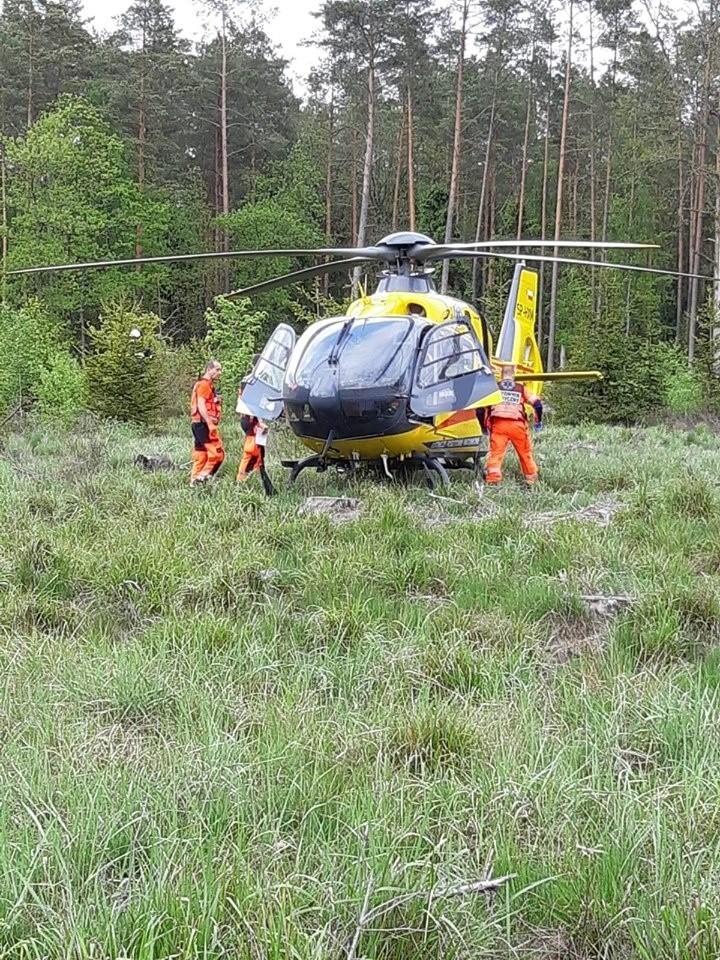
[394,453,450,490]
[283,453,359,487]
[286,454,326,486]
[442,452,487,477]
[284,430,350,487]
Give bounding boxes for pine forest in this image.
[2,0,720,420]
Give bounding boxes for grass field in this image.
[1,413,720,958]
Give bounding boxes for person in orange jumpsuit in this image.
[236,384,276,496]
[481,364,543,486]
[190,360,224,486]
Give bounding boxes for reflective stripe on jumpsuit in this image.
[484,385,539,485]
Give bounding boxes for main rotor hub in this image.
[373,233,438,283]
[377,231,436,250]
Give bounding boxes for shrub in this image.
[204,296,266,392]
[153,339,207,419]
[85,300,163,425]
[0,299,69,411]
[662,353,705,415]
[551,335,704,424]
[36,351,85,423]
[289,290,352,327]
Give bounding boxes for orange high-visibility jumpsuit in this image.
[484,383,541,485]
[190,378,225,483]
[237,414,264,481]
[237,413,275,496]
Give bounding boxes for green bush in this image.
[660,349,705,414]
[289,290,351,327]
[85,300,163,425]
[153,339,207,419]
[551,334,707,424]
[36,351,85,423]
[204,296,266,392]
[0,299,70,411]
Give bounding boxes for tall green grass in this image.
[1,415,720,957]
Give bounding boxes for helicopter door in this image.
[238,323,296,421]
[409,320,499,418]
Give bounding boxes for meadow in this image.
[1,414,720,958]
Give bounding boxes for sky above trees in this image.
[81,0,320,89]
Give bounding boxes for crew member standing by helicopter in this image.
[481,363,542,487]
[190,360,225,486]
[236,380,276,496]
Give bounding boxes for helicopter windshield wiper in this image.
[372,318,414,386]
[328,316,359,366]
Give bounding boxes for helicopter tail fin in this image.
[493,263,541,374]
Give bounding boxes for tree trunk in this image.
[625,120,637,335]
[516,33,536,247]
[219,11,231,289]
[324,92,334,296]
[487,167,496,292]
[470,109,494,301]
[136,27,147,262]
[441,0,469,295]
[481,172,491,295]
[392,104,405,230]
[220,19,229,223]
[407,84,416,231]
[601,135,612,245]
[676,119,685,341]
[352,60,376,297]
[547,0,573,373]
[686,138,698,329]
[537,38,553,348]
[471,75,499,299]
[351,126,358,245]
[27,21,34,128]
[0,140,7,305]
[214,119,220,233]
[588,0,597,313]
[571,158,578,235]
[713,112,720,369]
[689,48,711,362]
[598,34,619,321]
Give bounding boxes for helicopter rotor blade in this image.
[414,239,659,261]
[5,246,391,277]
[226,258,374,299]
[438,249,719,283]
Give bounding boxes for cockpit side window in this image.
[417,322,485,389]
[253,326,295,392]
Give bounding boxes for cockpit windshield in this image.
[288,316,421,392]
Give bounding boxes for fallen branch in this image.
[3,453,46,481]
[346,877,374,960]
[345,874,516,959]
[0,402,22,431]
[428,492,465,505]
[579,594,633,604]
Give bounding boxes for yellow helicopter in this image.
[9,229,662,488]
[229,231,654,487]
